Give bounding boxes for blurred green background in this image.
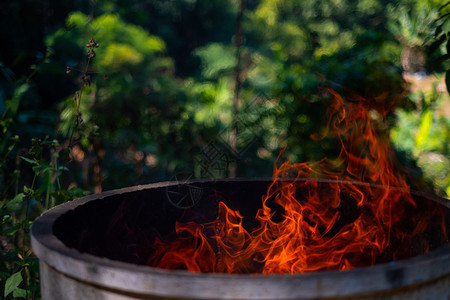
[1,0,449,196]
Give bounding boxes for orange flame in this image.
[147,90,447,273]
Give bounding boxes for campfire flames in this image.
[146,90,447,274]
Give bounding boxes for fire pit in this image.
[31,178,449,300]
[32,89,450,299]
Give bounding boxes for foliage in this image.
[391,76,450,197]
[47,12,190,188]
[0,82,40,299]
[389,1,450,198]
[387,4,439,47]
[0,38,92,298]
[425,1,450,92]
[96,0,239,76]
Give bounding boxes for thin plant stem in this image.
[60,40,96,193]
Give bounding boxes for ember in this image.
[146,89,448,273]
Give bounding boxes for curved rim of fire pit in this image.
[31,178,450,300]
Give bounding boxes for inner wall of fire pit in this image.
[54,180,270,266]
[53,179,449,271]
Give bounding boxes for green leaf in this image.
[15,260,30,267]
[23,186,33,195]
[57,166,69,172]
[2,215,12,224]
[32,162,52,174]
[415,110,433,149]
[13,288,27,298]
[20,156,38,165]
[5,100,18,117]
[32,165,42,174]
[5,193,25,209]
[443,18,450,34]
[42,166,57,173]
[68,187,90,198]
[5,84,29,117]
[53,189,72,203]
[0,118,12,133]
[4,271,23,297]
[4,224,21,235]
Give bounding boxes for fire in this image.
[147,89,447,273]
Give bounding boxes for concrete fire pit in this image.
[31,178,450,299]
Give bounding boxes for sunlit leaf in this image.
[194,43,236,79]
[66,11,89,28]
[101,43,144,71]
[415,110,433,149]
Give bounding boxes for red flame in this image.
[147,89,447,273]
